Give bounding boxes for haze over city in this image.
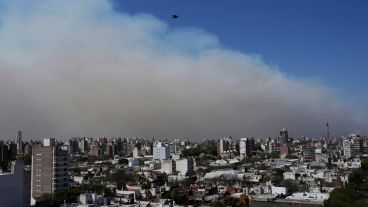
[2,1,368,207]
[0,0,366,139]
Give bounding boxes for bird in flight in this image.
[171,14,179,19]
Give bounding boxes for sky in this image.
[0,0,366,140]
[113,0,368,102]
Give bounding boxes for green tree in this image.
[141,180,152,200]
[111,170,135,189]
[104,187,115,197]
[255,143,263,151]
[203,144,217,156]
[271,151,280,159]
[118,158,129,165]
[224,197,241,207]
[324,188,353,207]
[36,193,56,207]
[38,188,82,207]
[86,184,104,194]
[324,159,368,207]
[361,159,368,170]
[23,155,32,165]
[154,172,168,186]
[182,147,201,157]
[74,155,89,163]
[282,180,297,193]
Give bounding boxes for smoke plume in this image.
[0,0,363,140]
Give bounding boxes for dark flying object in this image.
[172,15,179,19]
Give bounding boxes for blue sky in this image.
[112,0,368,105]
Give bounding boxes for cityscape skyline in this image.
[0,126,359,142]
[0,0,366,139]
[1,1,368,207]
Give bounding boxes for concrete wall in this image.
[0,160,30,207]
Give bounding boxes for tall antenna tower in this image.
[326,122,330,139]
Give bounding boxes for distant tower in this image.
[16,130,22,144]
[326,122,330,139]
[280,128,289,146]
[280,128,290,158]
[16,130,22,151]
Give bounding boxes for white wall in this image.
[283,172,296,181]
[271,186,286,195]
[161,160,174,174]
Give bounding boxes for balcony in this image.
[53,177,71,184]
[53,170,69,176]
[53,164,69,169]
[53,173,70,178]
[53,182,70,190]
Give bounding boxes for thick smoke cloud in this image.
[0,0,363,140]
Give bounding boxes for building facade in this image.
[31,142,71,199]
[0,160,30,207]
[343,134,362,158]
[153,142,170,160]
[175,158,194,176]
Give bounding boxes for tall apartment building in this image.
[280,128,290,158]
[0,144,9,171]
[161,159,175,174]
[16,130,23,151]
[343,134,362,158]
[121,138,128,156]
[264,138,281,154]
[78,138,89,153]
[175,158,194,176]
[153,142,170,160]
[218,137,231,155]
[68,138,80,154]
[302,145,316,162]
[8,142,17,160]
[239,138,249,159]
[217,137,237,158]
[31,139,71,199]
[280,128,289,146]
[169,142,177,154]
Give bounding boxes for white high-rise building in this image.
[43,138,55,147]
[343,138,353,158]
[218,137,237,158]
[79,138,89,153]
[219,137,232,154]
[175,158,194,176]
[239,138,248,159]
[343,134,362,158]
[153,142,170,160]
[161,159,175,174]
[133,147,140,158]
